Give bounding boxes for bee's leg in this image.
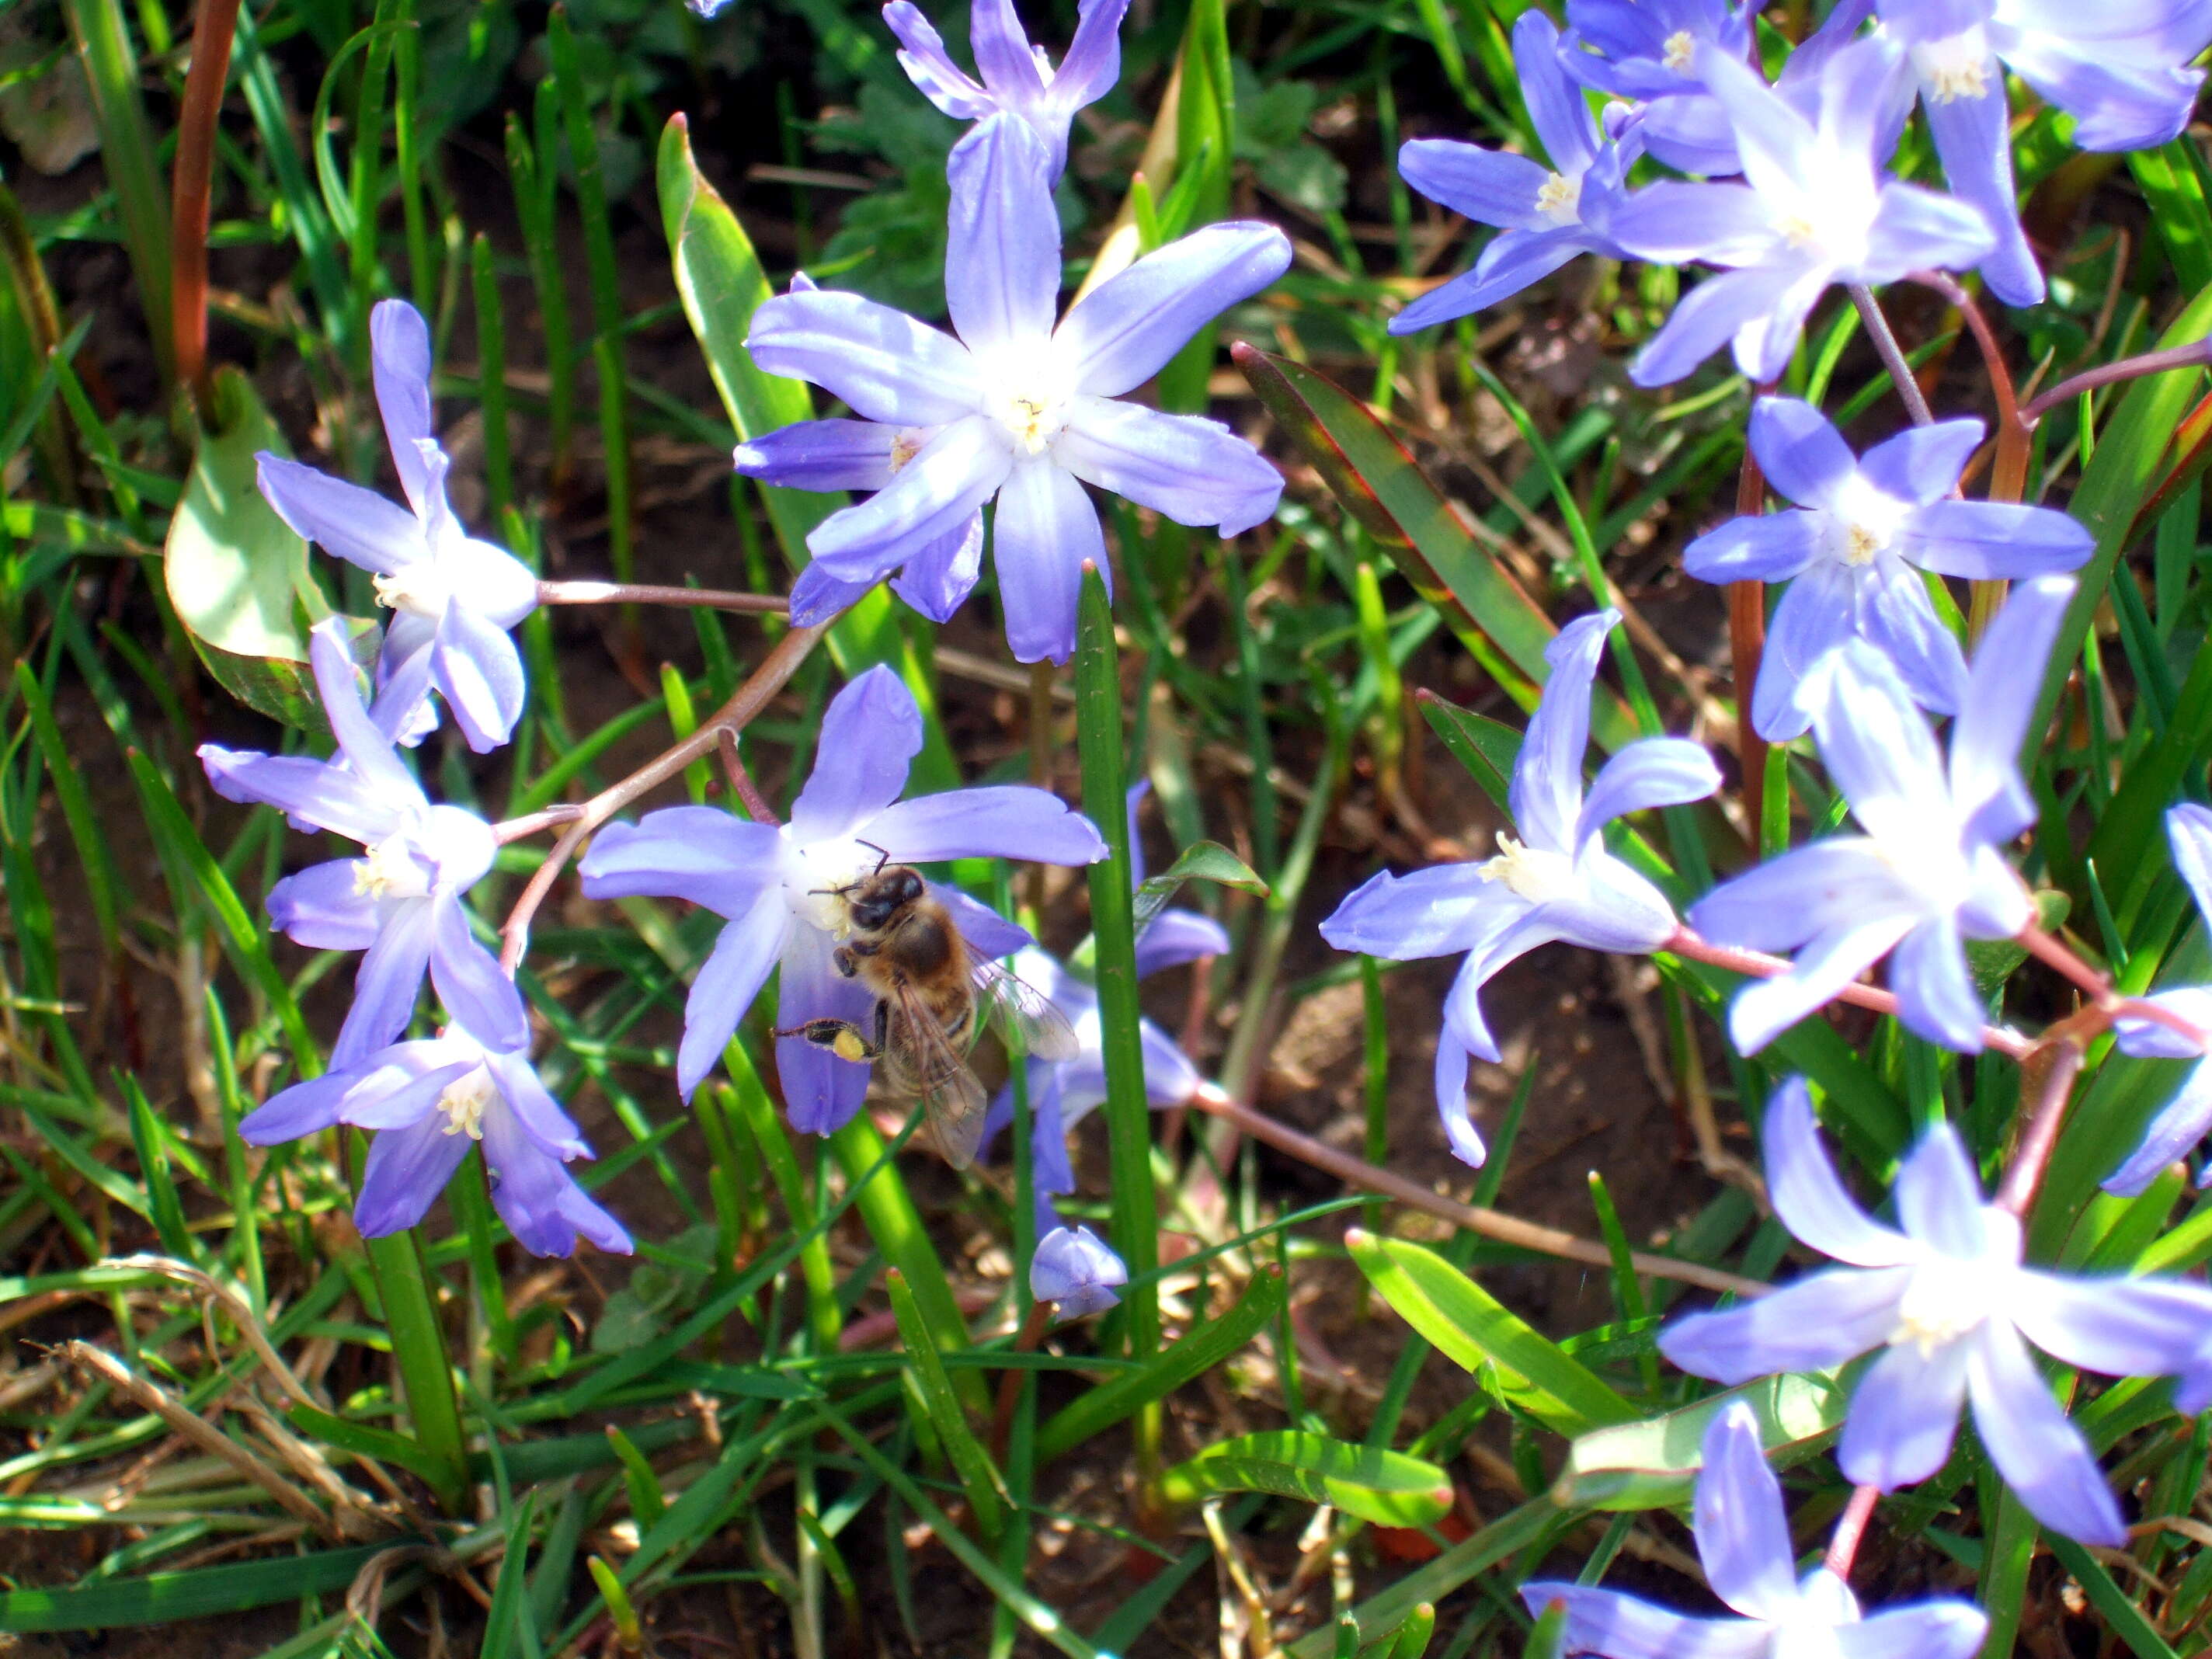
[830,946,860,979]
[770,1017,882,1064]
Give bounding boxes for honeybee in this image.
[774,855,1078,1169]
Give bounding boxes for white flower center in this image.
[979,350,1076,458]
[1535,171,1584,226]
[372,564,452,620]
[782,831,882,934]
[1889,1255,1993,1357]
[1821,475,1911,569]
[1911,29,1992,103]
[437,1068,496,1139]
[888,430,926,472]
[1477,833,1577,905]
[354,833,432,902]
[1662,29,1697,73]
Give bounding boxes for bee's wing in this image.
[970,958,1081,1063]
[883,981,992,1170]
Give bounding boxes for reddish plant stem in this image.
[172,0,245,409]
[1728,401,1772,810]
[1995,1027,2089,1218]
[717,729,780,825]
[536,580,789,614]
[1184,1082,1765,1297]
[989,1301,1052,1466]
[492,803,585,845]
[1661,927,2036,1062]
[1847,284,1934,428]
[2017,924,2210,1049]
[1824,1483,1883,1581]
[498,620,831,972]
[2020,339,2212,425]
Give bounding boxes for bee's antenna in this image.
[857,839,891,875]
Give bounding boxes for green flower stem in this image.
[355,1136,468,1513]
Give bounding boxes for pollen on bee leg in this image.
[833,1029,872,1063]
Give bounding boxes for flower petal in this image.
[1053,398,1282,534]
[1319,861,1524,961]
[678,891,794,1100]
[266,860,381,950]
[1859,181,1996,282]
[1750,398,1859,510]
[1511,608,1614,852]
[338,1052,474,1129]
[746,288,985,426]
[1682,510,1825,586]
[790,664,925,842]
[1387,226,1594,332]
[1136,908,1231,976]
[334,899,438,1069]
[788,561,883,628]
[777,923,878,1134]
[2167,802,2212,924]
[883,1,993,119]
[256,454,425,576]
[1515,11,1596,174]
[945,115,1060,358]
[1727,913,1918,1054]
[579,807,780,916]
[199,746,402,845]
[1630,265,1803,388]
[1049,0,1129,115]
[370,300,439,517]
[1515,1585,1770,1659]
[428,896,529,1053]
[1765,1078,1919,1268]
[1857,558,1968,717]
[1965,1320,2127,1546]
[1689,837,1912,953]
[868,784,1108,866]
[1887,916,1988,1052]
[1894,500,2093,579]
[1835,1602,1989,1659]
[1694,1402,1800,1622]
[2102,1056,2212,1196]
[1996,23,2206,151]
[353,1118,472,1237]
[992,456,1103,665]
[1858,419,1984,505]
[889,513,987,623]
[2012,1269,2212,1386]
[1949,573,2073,847]
[482,1045,587,1157]
[1838,1337,1972,1489]
[1398,137,1554,232]
[734,417,901,492]
[430,604,527,753]
[1440,909,1563,1067]
[1919,78,2043,306]
[1807,641,1953,842]
[809,418,1011,582]
[932,882,1035,958]
[447,537,541,629]
[482,1107,632,1257]
[239,1069,360,1143]
[1059,224,1292,397]
[1892,1121,1992,1257]
[1434,1022,1485,1166]
[1610,180,1781,267]
[309,619,427,806]
[1660,1265,1909,1383]
[969,0,1046,99]
[1574,738,1721,854]
[1539,850,1681,954]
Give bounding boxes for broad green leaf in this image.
[285,1401,457,1489]
[1157,1431,1453,1527]
[162,365,344,731]
[1416,690,1519,815]
[1346,1230,1638,1436]
[1130,839,1267,934]
[2131,142,2212,297]
[1962,889,2070,998]
[1555,1372,1848,1511]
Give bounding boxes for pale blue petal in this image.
[889,513,986,624]
[1750,398,1857,510]
[429,896,527,1052]
[867,784,1108,866]
[310,619,423,805]
[1838,1338,1971,1488]
[1727,914,1918,1054]
[1610,179,1780,266]
[788,561,882,628]
[1920,77,2043,307]
[776,924,877,1135]
[199,746,405,846]
[1949,573,2074,847]
[1136,908,1231,976]
[1694,1403,1800,1621]
[353,1117,471,1236]
[969,0,1046,100]
[1440,909,1563,1066]
[1965,1320,2127,1546]
[369,300,438,516]
[678,892,793,1099]
[1059,224,1292,397]
[1888,917,1988,1052]
[2168,803,2212,923]
[1661,1265,1909,1382]
[1689,837,1911,952]
[807,418,1011,580]
[1996,26,2205,151]
[266,861,381,951]
[1765,1078,1918,1268]
[481,1107,631,1257]
[1396,138,1554,232]
[1434,1023,1484,1166]
[732,418,899,493]
[2012,1270,2212,1382]
[789,664,923,842]
[1858,183,1996,282]
[1683,511,1824,585]
[932,882,1034,958]
[1753,562,1856,741]
[884,1,994,119]
[1574,738,1721,853]
[1857,559,1968,717]
[1858,419,1984,505]
[1807,642,1953,838]
[239,1069,359,1143]
[430,604,527,753]
[482,1045,587,1157]
[1049,0,1129,116]
[1835,1602,1989,1659]
[256,454,424,576]
[1385,227,1593,332]
[1517,1585,1769,1659]
[2102,1059,2212,1195]
[333,899,437,1069]
[1892,1121,1991,1257]
[746,289,985,426]
[993,457,1102,665]
[1054,398,1283,534]
[944,115,1060,358]
[1539,851,1680,954]
[1629,266,1803,388]
[1511,609,1615,852]
[579,808,780,917]
[1320,861,1524,961]
[1894,501,2093,579]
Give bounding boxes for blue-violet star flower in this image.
[1031,1223,1127,1320]
[736,114,1289,663]
[255,301,537,752]
[1685,396,2090,740]
[1661,1079,2212,1546]
[200,619,527,1069]
[1558,0,1763,176]
[1687,576,2072,1055]
[2105,804,2212,1196]
[1319,608,1721,1166]
[1609,34,1993,385]
[577,664,1107,1129]
[1866,0,2212,304]
[240,1019,631,1257]
[1391,10,1643,332]
[882,0,1129,180]
[1522,1397,1989,1659]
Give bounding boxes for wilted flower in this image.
[255,301,537,752]
[1320,609,1720,1165]
[1869,0,2212,304]
[1031,1224,1126,1320]
[982,784,1227,1202]
[579,665,1105,1129]
[200,620,525,1069]
[882,0,1129,179]
[1688,576,2071,1054]
[1523,1399,1988,1659]
[241,1020,630,1257]
[1663,1079,2212,1546]
[1609,34,1993,385]
[1558,0,1762,176]
[1391,11,1642,332]
[1684,397,2090,740]
[2105,805,2212,1196]
[736,115,1289,662]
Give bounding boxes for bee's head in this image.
[844,865,923,933]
